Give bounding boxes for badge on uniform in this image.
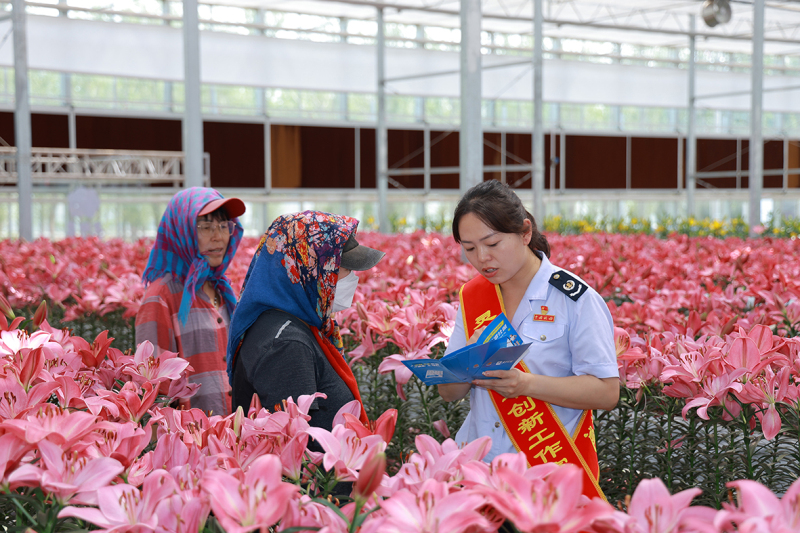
[549,271,587,302]
[533,305,555,322]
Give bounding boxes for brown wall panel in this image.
[77,116,182,151]
[0,112,12,146]
[204,122,265,188]
[566,135,626,188]
[0,112,70,148]
[388,130,423,189]
[431,173,459,189]
[430,131,459,189]
[484,132,501,182]
[359,128,376,189]
[696,138,737,189]
[271,125,302,188]
[631,137,678,189]
[32,114,69,148]
[764,140,784,189]
[298,126,355,189]
[506,133,531,190]
[790,142,800,188]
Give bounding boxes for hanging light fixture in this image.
[701,0,733,27]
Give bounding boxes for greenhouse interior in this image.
[2,0,800,532]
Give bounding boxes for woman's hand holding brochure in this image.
[402,313,531,385]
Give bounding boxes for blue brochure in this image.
[402,313,530,385]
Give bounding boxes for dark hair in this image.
[198,207,229,223]
[452,180,550,258]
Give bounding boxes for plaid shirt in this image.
[135,273,232,416]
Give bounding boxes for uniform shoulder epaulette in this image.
[548,270,587,302]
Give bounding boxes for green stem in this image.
[627,395,639,496]
[11,496,37,526]
[664,398,674,491]
[415,380,434,434]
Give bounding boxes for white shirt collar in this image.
[525,251,556,303]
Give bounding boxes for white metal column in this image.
[183,0,204,188]
[459,0,482,193]
[532,0,545,219]
[749,0,765,233]
[12,0,32,241]
[686,15,697,217]
[376,8,389,233]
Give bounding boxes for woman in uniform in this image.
[438,180,619,500]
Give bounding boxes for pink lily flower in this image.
[715,478,800,533]
[360,479,493,533]
[340,407,398,443]
[481,464,614,533]
[0,433,32,488]
[59,470,177,531]
[0,377,59,419]
[681,368,748,420]
[306,424,387,482]
[280,494,350,533]
[124,340,189,385]
[13,439,124,505]
[155,495,210,533]
[202,454,298,533]
[1,404,111,449]
[611,477,716,533]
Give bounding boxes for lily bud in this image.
[18,347,45,390]
[233,406,244,437]
[32,301,47,328]
[353,449,386,501]
[0,293,14,319]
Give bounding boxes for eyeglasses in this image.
[197,221,235,237]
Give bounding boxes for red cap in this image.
[198,197,246,218]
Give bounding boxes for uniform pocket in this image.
[521,321,566,344]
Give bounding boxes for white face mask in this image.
[332,271,359,313]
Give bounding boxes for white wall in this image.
[0,15,796,113]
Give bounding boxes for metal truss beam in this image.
[0,148,208,186]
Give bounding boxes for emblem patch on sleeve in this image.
[549,271,587,301]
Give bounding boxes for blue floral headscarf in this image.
[226,211,358,383]
[142,187,243,325]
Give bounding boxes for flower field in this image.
[1,231,800,531]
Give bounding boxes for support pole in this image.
[686,14,697,217]
[459,0,482,193]
[376,7,389,233]
[749,0,764,234]
[182,0,204,188]
[532,0,545,219]
[12,0,32,241]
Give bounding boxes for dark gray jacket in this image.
[232,309,355,430]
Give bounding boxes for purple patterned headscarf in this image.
[142,187,243,325]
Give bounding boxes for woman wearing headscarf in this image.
[136,187,245,417]
[227,211,384,429]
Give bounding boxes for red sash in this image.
[459,276,606,501]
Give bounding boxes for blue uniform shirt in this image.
[447,253,619,462]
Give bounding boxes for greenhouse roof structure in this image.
[215,0,800,53]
